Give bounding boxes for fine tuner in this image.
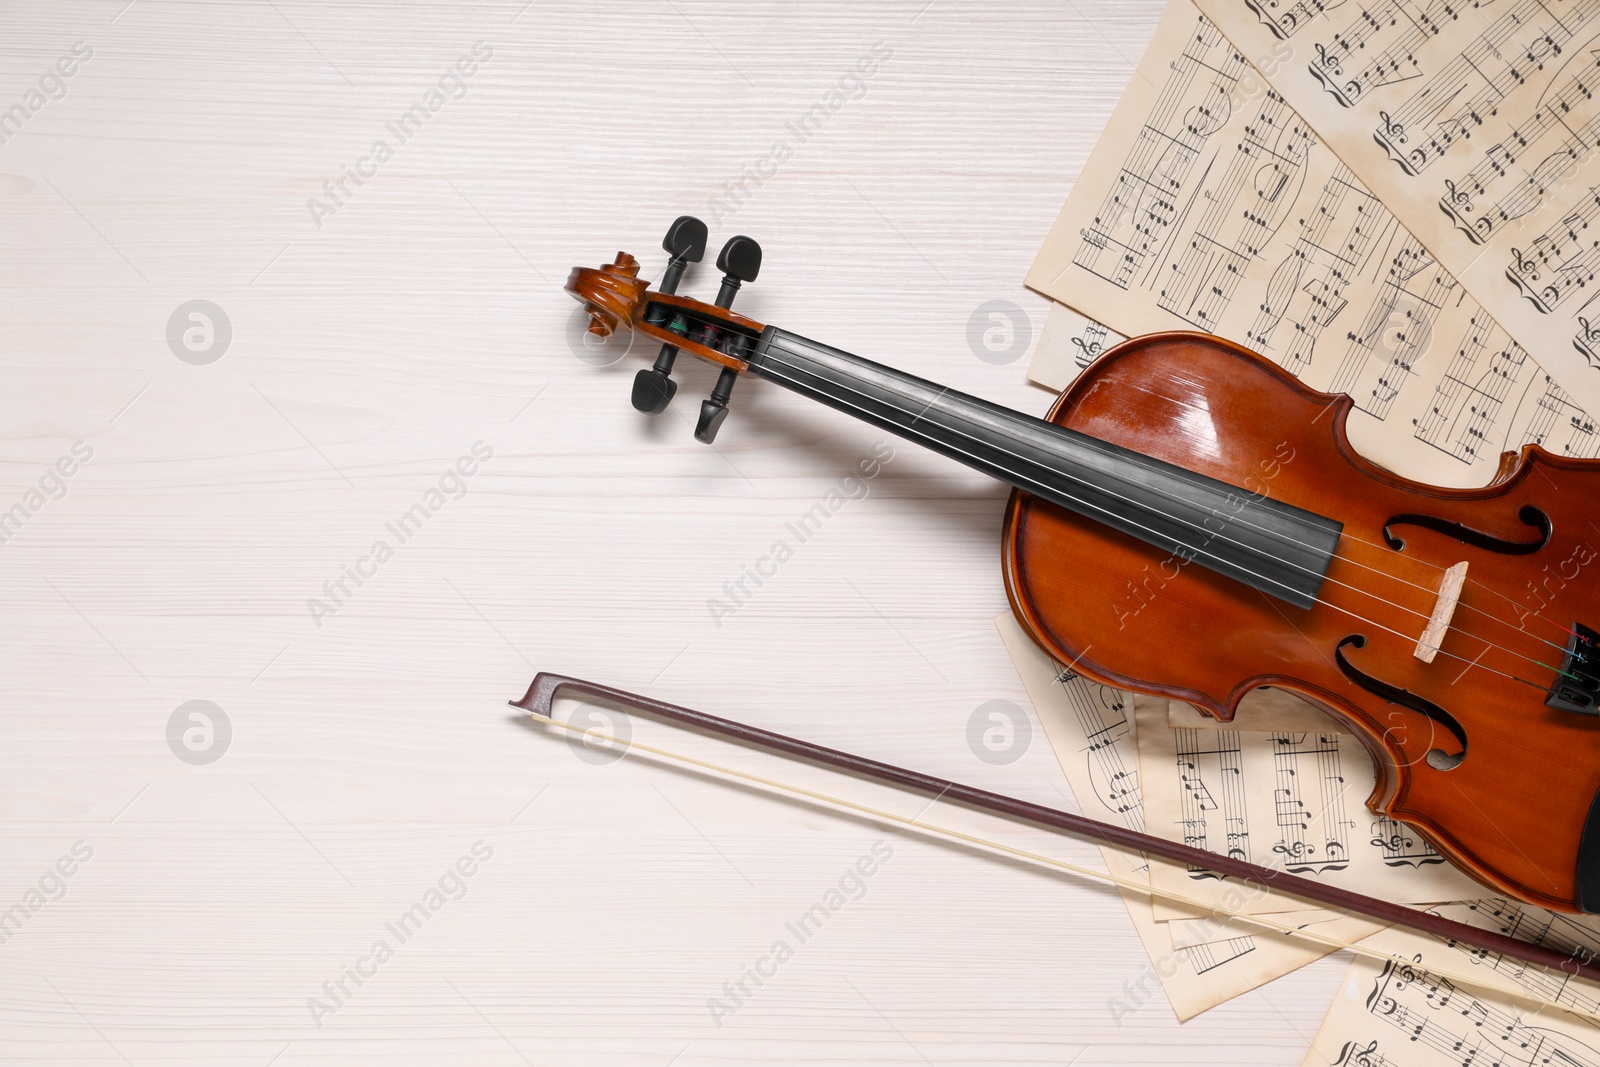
[568,220,1600,915]
[599,215,763,443]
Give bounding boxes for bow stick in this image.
[510,671,1600,999]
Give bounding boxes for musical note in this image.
[1246,164,1374,374]
[1172,728,1250,877]
[1307,938,1600,1066]
[1407,304,1600,462]
[1504,191,1600,314]
[1440,61,1600,244]
[1069,320,1110,369]
[1066,678,1148,833]
[1306,0,1443,107]
[1329,236,1451,419]
[1156,104,1313,325]
[1184,0,1600,422]
[1370,814,1448,868]
[1073,18,1244,289]
[1363,0,1600,175]
[993,614,1336,1021]
[1027,0,1600,493]
[1243,0,1337,42]
[1268,731,1356,873]
[1138,700,1478,909]
[1512,371,1600,459]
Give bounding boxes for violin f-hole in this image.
[1335,635,1468,771]
[1383,504,1552,555]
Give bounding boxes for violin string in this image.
[1226,519,1577,662]
[693,320,1482,629]
[746,351,1354,595]
[526,708,1583,1019]
[1329,536,1575,660]
[752,342,1582,654]
[747,349,1431,607]
[750,351,1567,687]
[701,315,1582,649]
[1307,522,1579,645]
[749,351,1573,687]
[1461,581,1582,642]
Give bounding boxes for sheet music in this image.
[1167,685,1359,732]
[1190,0,1600,413]
[1031,300,1126,392]
[995,613,1386,1019]
[1024,0,1600,489]
[1135,698,1483,912]
[1433,899,1600,1016]
[1304,902,1600,1065]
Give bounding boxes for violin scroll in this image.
[567,252,646,339]
[567,218,770,442]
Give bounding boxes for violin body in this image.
[1005,331,1600,912]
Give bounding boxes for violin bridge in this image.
[1414,561,1469,664]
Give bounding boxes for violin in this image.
[567,216,1600,914]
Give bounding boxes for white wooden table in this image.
[0,2,1345,1062]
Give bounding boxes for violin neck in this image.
[745,326,1342,609]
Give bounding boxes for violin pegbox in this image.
[565,218,768,444]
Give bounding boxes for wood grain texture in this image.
[0,1,1343,1064]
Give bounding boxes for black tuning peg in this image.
[631,365,678,415]
[632,216,709,415]
[695,367,738,444]
[694,236,763,444]
[713,235,762,308]
[659,215,708,293]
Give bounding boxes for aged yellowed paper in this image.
[996,613,1384,1020]
[1304,904,1600,1065]
[1194,0,1600,415]
[1025,0,1600,489]
[1135,698,1483,913]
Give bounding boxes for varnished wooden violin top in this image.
[569,218,1600,914]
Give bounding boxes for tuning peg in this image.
[631,367,677,414]
[690,236,763,442]
[658,215,708,294]
[713,235,762,308]
[696,367,739,444]
[632,216,709,415]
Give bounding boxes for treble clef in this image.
[1314,42,1343,75]
[1380,110,1406,144]
[1333,1039,1384,1067]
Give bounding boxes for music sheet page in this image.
[1192,0,1600,413]
[1304,903,1600,1065]
[1025,0,1600,488]
[996,613,1386,1019]
[1134,698,1484,913]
